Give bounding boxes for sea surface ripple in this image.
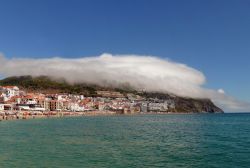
[0,114,250,168]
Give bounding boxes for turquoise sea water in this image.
[0,114,250,168]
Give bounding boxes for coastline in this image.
[0,110,118,122]
[0,110,223,122]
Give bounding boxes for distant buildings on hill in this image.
[0,85,176,114]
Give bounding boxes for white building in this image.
[16,104,45,111]
[26,99,37,105]
[69,103,85,112]
[0,104,4,111]
[0,86,20,101]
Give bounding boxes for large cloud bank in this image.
[0,53,249,112]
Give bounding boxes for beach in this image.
[0,110,118,121]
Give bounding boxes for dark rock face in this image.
[173,97,223,113]
[138,92,223,113]
[0,76,223,113]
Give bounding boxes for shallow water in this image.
[0,114,250,168]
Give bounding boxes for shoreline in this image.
[0,110,118,122]
[0,110,225,122]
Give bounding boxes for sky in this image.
[0,0,250,111]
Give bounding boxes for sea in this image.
[0,113,250,168]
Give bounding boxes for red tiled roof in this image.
[23,95,35,99]
[1,86,18,89]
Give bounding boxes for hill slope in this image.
[0,76,223,113]
[0,76,107,95]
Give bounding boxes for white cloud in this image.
[0,53,249,112]
[217,89,225,94]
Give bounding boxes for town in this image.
[0,85,176,120]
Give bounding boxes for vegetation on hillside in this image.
[0,76,97,95]
[0,76,137,95]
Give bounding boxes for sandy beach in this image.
[0,110,119,121]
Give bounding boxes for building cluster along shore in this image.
[0,86,176,121]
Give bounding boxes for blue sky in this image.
[0,0,249,102]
